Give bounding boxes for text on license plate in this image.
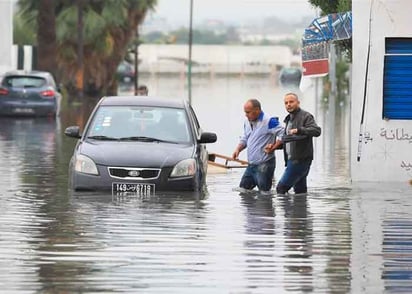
[14,108,34,114]
[112,183,155,195]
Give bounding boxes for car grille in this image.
[108,167,160,180]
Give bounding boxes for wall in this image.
[0,0,13,75]
[351,0,412,182]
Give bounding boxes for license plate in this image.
[14,107,34,114]
[112,182,155,196]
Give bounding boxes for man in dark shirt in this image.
[266,93,321,195]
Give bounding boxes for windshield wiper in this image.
[118,136,178,144]
[87,135,119,141]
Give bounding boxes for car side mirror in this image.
[199,132,217,144]
[64,126,81,138]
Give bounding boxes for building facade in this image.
[351,0,412,182]
[0,0,13,74]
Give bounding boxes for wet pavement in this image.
[0,77,411,293]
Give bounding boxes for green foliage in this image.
[171,28,228,45]
[143,31,166,43]
[336,58,350,103]
[13,12,36,45]
[308,0,332,12]
[259,39,272,46]
[337,0,351,12]
[16,0,157,97]
[308,0,351,14]
[141,26,300,47]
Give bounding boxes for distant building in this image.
[238,32,298,44]
[134,44,294,75]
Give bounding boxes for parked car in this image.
[0,70,61,117]
[64,96,217,195]
[279,67,302,88]
[116,61,135,83]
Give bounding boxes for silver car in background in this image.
[0,70,61,117]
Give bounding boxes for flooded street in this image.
[0,76,411,293]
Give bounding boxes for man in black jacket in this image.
[267,92,321,194]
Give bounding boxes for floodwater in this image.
[0,75,411,293]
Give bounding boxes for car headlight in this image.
[74,154,99,175]
[170,158,196,177]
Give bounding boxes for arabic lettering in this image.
[364,131,373,144]
[380,128,412,143]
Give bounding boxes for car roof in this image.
[99,96,189,108]
[280,67,301,72]
[3,70,53,78]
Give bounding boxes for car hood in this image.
[78,140,195,167]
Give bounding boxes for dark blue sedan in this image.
[0,70,61,117]
[64,96,217,196]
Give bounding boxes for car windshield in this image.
[86,106,191,143]
[2,76,47,88]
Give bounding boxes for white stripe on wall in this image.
[11,44,18,70]
[23,45,33,71]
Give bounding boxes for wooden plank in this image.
[208,153,248,169]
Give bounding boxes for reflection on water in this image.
[0,77,410,292]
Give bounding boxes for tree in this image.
[143,31,167,44]
[13,12,36,46]
[17,0,59,79]
[37,0,58,79]
[17,0,157,97]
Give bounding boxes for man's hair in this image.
[284,92,299,100]
[248,99,261,110]
[137,85,148,95]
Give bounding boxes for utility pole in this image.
[328,42,337,153]
[134,27,139,95]
[77,0,84,99]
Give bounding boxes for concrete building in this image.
[0,0,13,75]
[351,0,412,182]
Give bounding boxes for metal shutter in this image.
[383,38,412,119]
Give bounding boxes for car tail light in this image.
[0,88,9,95]
[41,89,55,97]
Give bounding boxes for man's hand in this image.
[264,140,282,153]
[288,128,298,135]
[264,143,274,154]
[232,149,240,160]
[232,144,244,159]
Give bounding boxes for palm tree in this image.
[17,0,59,79]
[17,0,157,97]
[37,0,57,78]
[56,0,157,96]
